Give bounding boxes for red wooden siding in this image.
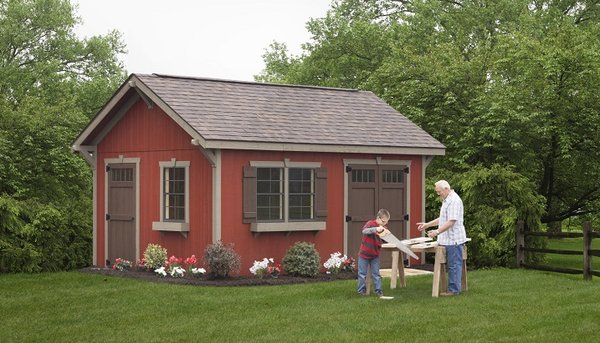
[220,151,425,274]
[93,98,426,273]
[95,99,213,266]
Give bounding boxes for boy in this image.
[357,208,390,297]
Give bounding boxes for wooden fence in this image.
[516,221,600,280]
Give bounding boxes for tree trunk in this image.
[548,221,562,233]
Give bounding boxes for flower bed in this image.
[79,267,357,287]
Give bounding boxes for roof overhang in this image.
[201,139,445,155]
[72,74,206,151]
[72,73,445,160]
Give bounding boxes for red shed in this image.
[72,73,445,274]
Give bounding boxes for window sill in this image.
[251,221,326,234]
[152,221,189,238]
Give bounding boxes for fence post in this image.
[516,220,525,268]
[583,221,592,281]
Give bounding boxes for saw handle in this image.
[377,227,391,237]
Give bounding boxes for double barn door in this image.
[347,164,408,268]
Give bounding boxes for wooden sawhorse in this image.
[367,242,469,297]
[416,244,468,297]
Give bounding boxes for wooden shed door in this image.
[347,164,407,268]
[106,163,137,265]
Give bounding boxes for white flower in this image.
[249,258,270,275]
[170,266,186,277]
[191,267,206,275]
[154,266,167,277]
[323,252,347,272]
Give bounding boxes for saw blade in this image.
[380,232,419,260]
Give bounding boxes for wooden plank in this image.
[524,231,583,238]
[522,247,583,255]
[431,246,445,297]
[390,250,399,289]
[400,237,433,245]
[411,242,438,252]
[516,221,525,268]
[583,222,591,281]
[522,263,583,275]
[379,231,419,259]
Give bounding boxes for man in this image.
[417,180,467,296]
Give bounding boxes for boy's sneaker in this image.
[376,291,394,299]
[357,291,367,296]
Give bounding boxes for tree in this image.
[0,0,126,272]
[258,0,600,265]
[258,0,600,227]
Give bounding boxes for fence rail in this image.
[516,221,598,280]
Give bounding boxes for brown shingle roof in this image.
[134,73,444,152]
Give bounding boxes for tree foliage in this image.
[0,0,126,272]
[258,0,600,265]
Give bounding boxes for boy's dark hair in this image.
[377,208,390,220]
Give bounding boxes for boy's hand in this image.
[416,222,427,231]
[377,228,390,237]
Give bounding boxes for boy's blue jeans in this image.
[444,244,464,294]
[357,256,382,294]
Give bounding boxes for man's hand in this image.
[416,222,427,231]
[427,229,439,238]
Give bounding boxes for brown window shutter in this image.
[315,167,328,219]
[243,166,257,223]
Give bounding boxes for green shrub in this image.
[143,244,167,269]
[203,241,240,278]
[0,196,91,273]
[428,164,545,268]
[282,242,320,277]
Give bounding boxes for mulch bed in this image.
[79,267,358,287]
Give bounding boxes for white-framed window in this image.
[244,160,327,233]
[256,167,316,221]
[152,159,190,235]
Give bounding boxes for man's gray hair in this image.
[435,180,451,190]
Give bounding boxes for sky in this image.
[72,0,333,81]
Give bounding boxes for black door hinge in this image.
[105,213,111,221]
[403,214,409,221]
[345,166,352,173]
[345,215,352,222]
[106,165,111,172]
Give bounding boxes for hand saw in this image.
[379,230,419,260]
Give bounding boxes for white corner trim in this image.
[212,150,222,243]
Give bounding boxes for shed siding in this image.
[219,150,424,273]
[92,99,426,273]
[95,99,213,266]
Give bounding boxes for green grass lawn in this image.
[1,268,599,342]
[543,236,600,270]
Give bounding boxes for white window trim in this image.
[251,160,325,233]
[152,159,190,235]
